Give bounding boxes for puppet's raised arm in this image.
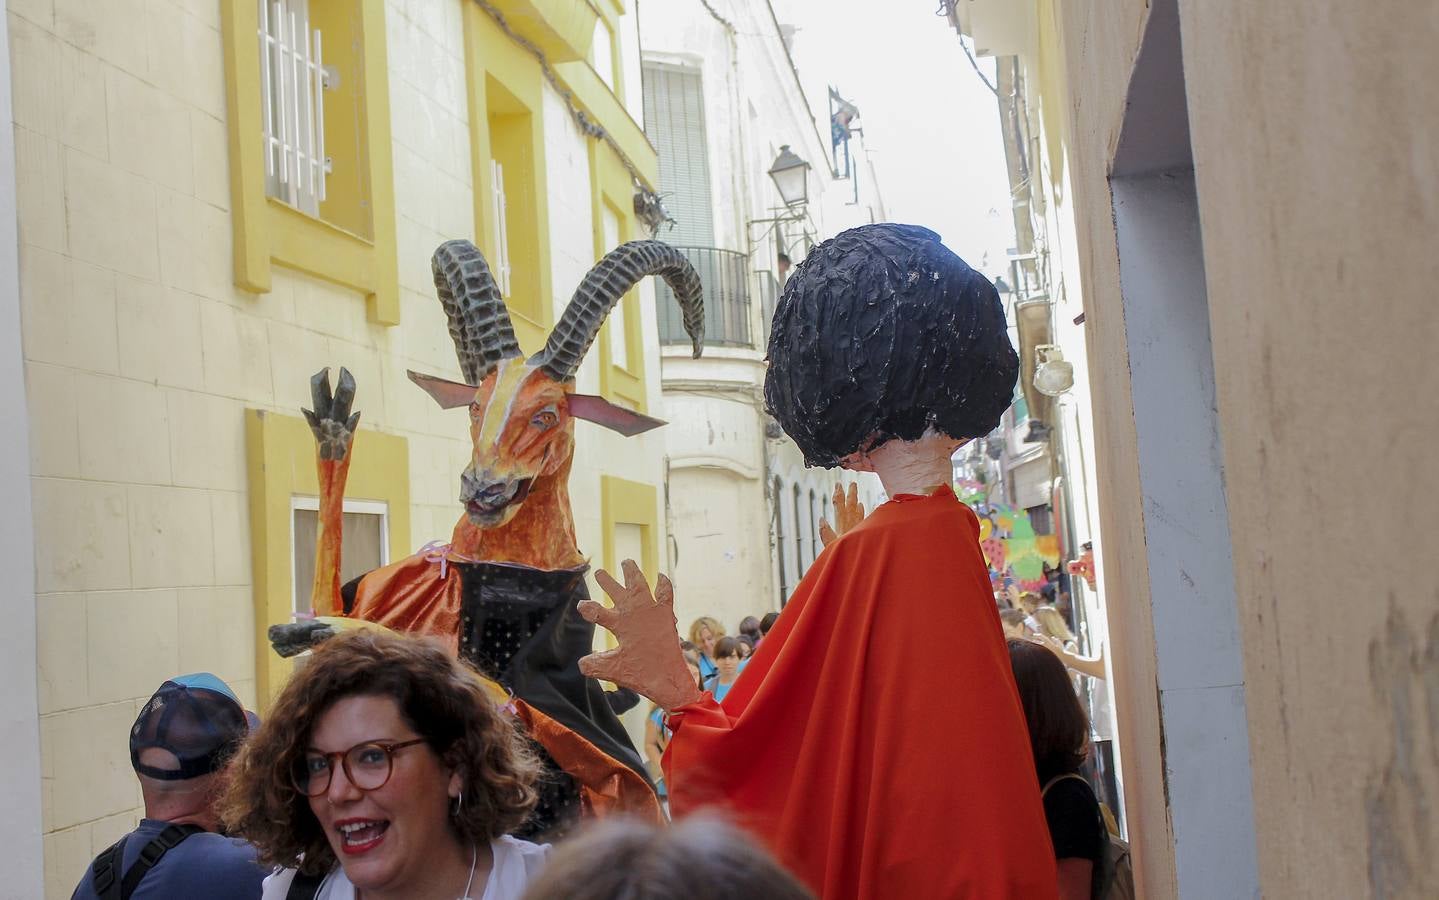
[577,561,703,711]
[301,367,360,616]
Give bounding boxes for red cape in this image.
[663,487,1058,899]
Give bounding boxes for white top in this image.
[260,836,550,900]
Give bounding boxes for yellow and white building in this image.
[638,1,886,635]
[2,0,671,894]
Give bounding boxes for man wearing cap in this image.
[71,673,267,900]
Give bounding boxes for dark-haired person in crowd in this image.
[1008,638,1108,900]
[223,629,548,900]
[705,637,744,703]
[735,634,756,672]
[738,616,762,644]
[758,612,779,641]
[73,673,266,900]
[521,816,814,900]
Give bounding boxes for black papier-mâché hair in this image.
[763,223,1019,468]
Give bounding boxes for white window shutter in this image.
[259,0,328,216]
[490,159,512,297]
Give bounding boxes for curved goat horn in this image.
[532,240,704,383]
[432,240,522,385]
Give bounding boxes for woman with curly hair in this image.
[223,629,547,899]
[687,617,724,682]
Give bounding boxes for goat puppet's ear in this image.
[568,393,667,437]
[407,371,478,409]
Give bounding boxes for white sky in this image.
[778,0,1016,278]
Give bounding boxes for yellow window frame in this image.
[221,0,400,325]
[591,140,648,413]
[598,476,659,650]
[244,409,411,704]
[590,0,625,101]
[463,3,555,356]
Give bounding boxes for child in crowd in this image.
[706,636,744,703]
[736,634,756,672]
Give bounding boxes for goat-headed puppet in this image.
[276,239,703,838]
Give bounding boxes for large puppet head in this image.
[412,240,704,527]
[764,223,1018,469]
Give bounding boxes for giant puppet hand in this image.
[818,482,867,548]
[577,560,703,711]
[268,616,402,658]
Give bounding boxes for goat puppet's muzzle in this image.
[460,473,534,525]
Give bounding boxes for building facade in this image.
[950,0,1439,897]
[638,0,886,636]
[6,0,674,894]
[947,0,1121,827]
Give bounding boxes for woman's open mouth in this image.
[336,818,390,855]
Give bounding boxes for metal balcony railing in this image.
[657,246,752,348]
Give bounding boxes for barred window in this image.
[259,0,330,216]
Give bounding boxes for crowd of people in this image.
[69,595,1128,900]
[72,629,811,900]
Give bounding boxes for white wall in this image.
[0,6,45,895]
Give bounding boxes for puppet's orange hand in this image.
[819,482,867,547]
[578,560,703,711]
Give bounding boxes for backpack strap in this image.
[1040,772,1090,797]
[285,869,329,900]
[91,834,131,900]
[117,824,205,900]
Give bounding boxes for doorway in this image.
[1110,0,1260,894]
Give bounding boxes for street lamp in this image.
[768,145,811,208]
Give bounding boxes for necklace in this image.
[349,844,479,900]
[458,843,478,899]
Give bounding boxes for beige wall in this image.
[1043,0,1439,896]
[1181,2,1438,894]
[10,1,666,895]
[0,3,45,894]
